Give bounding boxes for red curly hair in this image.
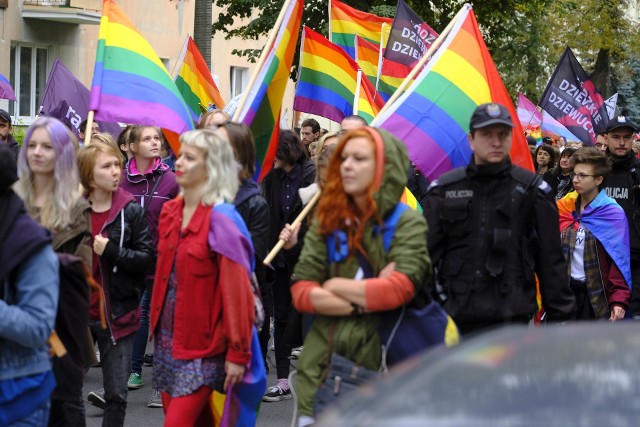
[316,129,383,255]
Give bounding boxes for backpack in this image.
[326,203,459,366]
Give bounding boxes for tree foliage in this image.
[210,0,640,115]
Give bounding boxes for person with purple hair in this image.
[14,117,94,426]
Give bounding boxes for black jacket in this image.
[262,159,316,267]
[235,179,270,287]
[602,152,640,255]
[425,160,575,325]
[97,189,154,328]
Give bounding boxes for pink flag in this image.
[517,92,541,128]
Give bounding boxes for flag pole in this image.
[171,34,190,79]
[353,69,362,115]
[328,0,333,42]
[84,110,95,146]
[375,3,470,118]
[263,190,321,266]
[232,0,295,122]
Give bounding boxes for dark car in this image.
[317,323,640,427]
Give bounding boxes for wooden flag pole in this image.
[232,0,295,122]
[84,110,95,146]
[374,3,471,119]
[263,190,321,266]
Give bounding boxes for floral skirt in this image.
[152,272,225,397]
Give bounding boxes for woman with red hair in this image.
[288,127,430,426]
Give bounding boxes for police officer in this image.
[602,116,640,318]
[424,103,576,336]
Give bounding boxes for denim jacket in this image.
[0,245,59,380]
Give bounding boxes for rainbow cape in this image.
[174,36,226,118]
[208,203,267,426]
[235,0,303,182]
[0,73,16,101]
[371,4,532,181]
[294,26,383,124]
[329,0,392,59]
[89,0,194,138]
[557,191,631,289]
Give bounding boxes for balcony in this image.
[22,0,101,25]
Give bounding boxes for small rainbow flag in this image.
[89,0,194,140]
[235,0,303,182]
[378,58,413,102]
[294,26,383,125]
[400,187,422,213]
[330,0,392,59]
[372,4,533,181]
[0,73,16,101]
[354,35,380,89]
[174,36,226,118]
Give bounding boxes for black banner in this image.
[539,47,609,145]
[383,0,438,67]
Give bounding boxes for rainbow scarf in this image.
[89,0,195,136]
[557,191,631,289]
[208,203,267,426]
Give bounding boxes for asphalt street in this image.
[84,347,295,426]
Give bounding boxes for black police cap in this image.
[470,103,514,131]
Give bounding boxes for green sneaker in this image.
[127,373,143,390]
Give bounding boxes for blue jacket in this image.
[0,245,59,380]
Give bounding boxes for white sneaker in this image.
[291,346,303,359]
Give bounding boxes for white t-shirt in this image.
[571,223,587,281]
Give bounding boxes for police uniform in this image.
[602,116,640,317]
[424,103,576,335]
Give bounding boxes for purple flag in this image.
[0,73,16,101]
[383,0,438,67]
[39,59,122,139]
[538,48,609,145]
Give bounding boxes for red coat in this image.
[149,198,254,365]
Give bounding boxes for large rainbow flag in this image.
[89,0,194,140]
[294,26,383,124]
[557,191,631,289]
[372,4,533,180]
[235,0,303,182]
[330,0,392,59]
[174,36,226,118]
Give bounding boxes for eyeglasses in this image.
[570,172,597,181]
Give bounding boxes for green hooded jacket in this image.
[293,128,431,417]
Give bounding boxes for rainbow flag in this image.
[330,0,392,59]
[541,109,581,142]
[400,187,422,213]
[235,0,303,182]
[354,35,380,89]
[174,36,226,118]
[89,0,194,139]
[517,92,541,128]
[378,57,414,102]
[372,5,533,181]
[294,26,383,124]
[0,73,16,101]
[557,191,631,289]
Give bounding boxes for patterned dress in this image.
[153,266,226,396]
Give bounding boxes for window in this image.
[230,66,248,98]
[9,43,49,119]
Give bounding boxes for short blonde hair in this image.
[179,129,240,205]
[91,133,123,161]
[77,142,123,192]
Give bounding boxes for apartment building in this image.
[0,0,295,127]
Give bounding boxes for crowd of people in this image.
[0,101,637,427]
